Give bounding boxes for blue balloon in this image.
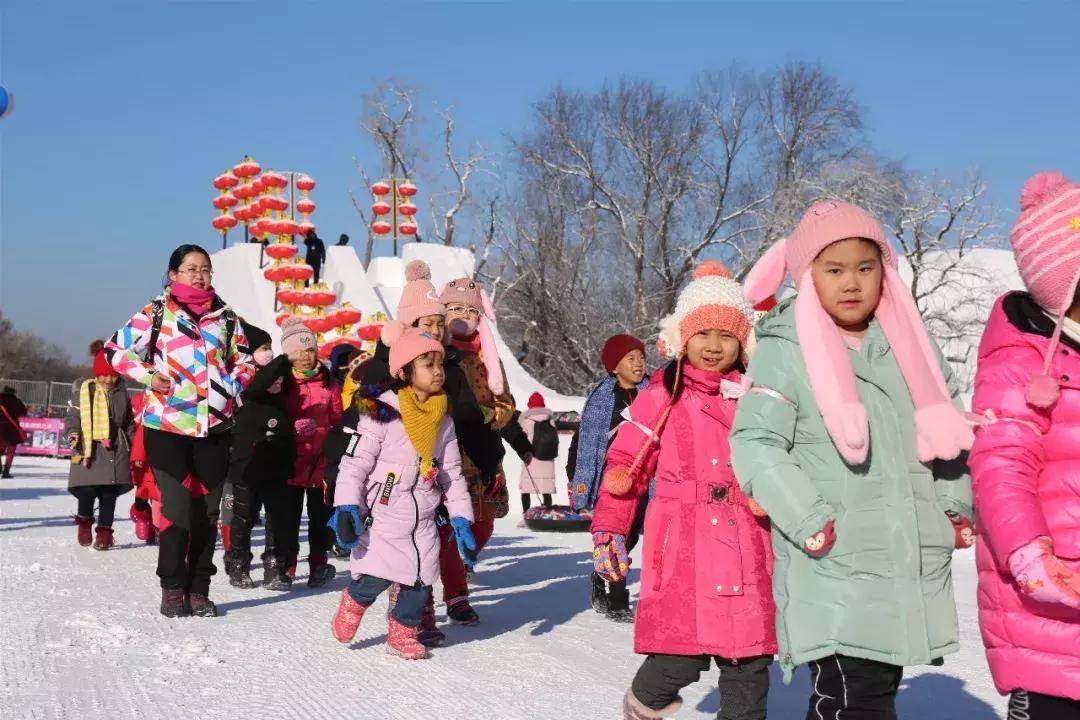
[0,85,9,119]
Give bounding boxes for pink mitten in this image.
[1009,537,1080,610]
[294,418,318,438]
[592,532,630,583]
[804,520,836,558]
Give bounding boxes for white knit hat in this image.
[656,260,756,359]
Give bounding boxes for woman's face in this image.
[416,314,446,343]
[445,304,480,338]
[169,251,213,290]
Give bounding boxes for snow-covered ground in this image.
[2,457,1006,719]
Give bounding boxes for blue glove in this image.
[327,505,364,551]
[450,516,478,569]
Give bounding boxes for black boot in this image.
[591,572,611,615]
[607,580,634,623]
[228,552,256,589]
[263,556,292,591]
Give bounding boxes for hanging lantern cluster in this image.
[295,175,317,237]
[211,171,239,235]
[230,155,263,229]
[370,179,418,238]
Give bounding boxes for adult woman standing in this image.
[105,244,253,617]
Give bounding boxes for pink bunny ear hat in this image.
[742,200,973,465]
[438,277,506,396]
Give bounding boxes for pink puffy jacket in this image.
[285,369,343,488]
[591,365,776,659]
[970,292,1080,700]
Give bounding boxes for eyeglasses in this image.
[445,305,479,319]
[177,266,213,278]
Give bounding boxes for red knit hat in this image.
[92,350,118,378]
[527,392,545,408]
[600,335,645,375]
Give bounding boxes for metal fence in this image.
[0,377,146,418]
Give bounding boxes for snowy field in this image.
[1,457,1008,719]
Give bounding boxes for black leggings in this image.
[268,485,331,568]
[807,655,903,720]
[520,493,552,512]
[70,485,127,527]
[1008,690,1080,719]
[632,654,771,720]
[144,428,230,596]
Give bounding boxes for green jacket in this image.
[729,297,972,680]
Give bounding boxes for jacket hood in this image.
[353,379,400,423]
[752,295,798,342]
[980,291,1080,363]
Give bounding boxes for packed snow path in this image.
[2,458,1005,719]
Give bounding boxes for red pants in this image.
[438,498,496,605]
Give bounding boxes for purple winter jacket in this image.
[334,389,474,587]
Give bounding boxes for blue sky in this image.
[1,0,1077,360]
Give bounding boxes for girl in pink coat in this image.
[970,171,1080,716]
[591,262,776,720]
[329,324,475,660]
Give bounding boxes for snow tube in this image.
[523,505,592,533]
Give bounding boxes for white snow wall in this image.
[211,241,583,412]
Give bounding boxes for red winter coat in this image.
[969,292,1080,700]
[591,365,777,659]
[285,369,343,488]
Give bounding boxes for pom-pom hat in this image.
[397,260,445,327]
[438,276,506,396]
[382,321,445,379]
[280,316,317,357]
[656,260,756,360]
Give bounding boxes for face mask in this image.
[254,349,273,367]
[448,317,478,338]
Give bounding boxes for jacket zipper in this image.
[653,518,672,591]
[410,472,422,586]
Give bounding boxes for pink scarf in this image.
[170,281,216,318]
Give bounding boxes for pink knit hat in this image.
[1009,171,1080,407]
[743,200,972,465]
[439,276,506,396]
[397,260,445,326]
[656,260,756,360]
[280,316,317,357]
[381,322,445,379]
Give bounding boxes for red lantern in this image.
[276,288,296,305]
[276,312,292,327]
[371,220,392,235]
[233,184,256,201]
[296,175,316,193]
[398,180,417,197]
[212,214,238,233]
[262,172,288,190]
[249,219,266,237]
[299,289,322,308]
[398,202,417,217]
[265,244,298,261]
[313,289,336,306]
[371,201,391,216]
[253,177,266,193]
[233,158,261,178]
[290,264,314,282]
[212,193,238,210]
[213,173,239,190]
[306,316,336,334]
[357,323,383,342]
[296,199,316,215]
[263,196,289,212]
[297,221,316,237]
[336,307,362,327]
[263,266,287,283]
[399,222,418,236]
[371,180,391,196]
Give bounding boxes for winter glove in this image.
[946,511,975,549]
[450,517,478,569]
[804,520,836,558]
[1009,536,1080,610]
[434,503,450,527]
[294,418,318,438]
[327,505,364,551]
[481,471,506,499]
[592,532,630,583]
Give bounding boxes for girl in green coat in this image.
[729,201,975,720]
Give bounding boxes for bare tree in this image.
[429,110,487,247]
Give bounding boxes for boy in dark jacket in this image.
[224,322,297,588]
[567,334,647,622]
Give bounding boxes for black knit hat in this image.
[240,319,272,352]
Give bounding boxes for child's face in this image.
[445,304,480,338]
[290,348,318,372]
[614,349,646,387]
[416,314,446,343]
[685,330,740,373]
[96,375,118,389]
[811,238,883,333]
[253,343,273,368]
[409,352,445,396]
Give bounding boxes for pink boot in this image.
[332,588,367,643]
[130,504,153,542]
[386,616,428,660]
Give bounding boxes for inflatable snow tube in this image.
[523,505,592,533]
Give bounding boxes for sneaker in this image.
[160,588,191,618]
[591,572,611,614]
[75,516,94,547]
[307,563,336,588]
[447,599,480,626]
[331,588,367,643]
[188,593,218,617]
[92,527,114,551]
[386,616,428,660]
